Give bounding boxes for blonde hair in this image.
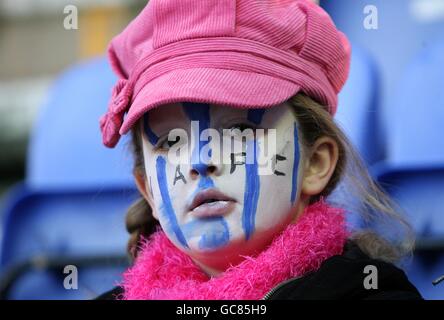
[125,93,415,263]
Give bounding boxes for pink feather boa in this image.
[120,199,348,300]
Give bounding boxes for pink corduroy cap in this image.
[100,0,351,148]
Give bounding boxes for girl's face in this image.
[140,102,303,272]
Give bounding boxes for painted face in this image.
[140,102,302,272]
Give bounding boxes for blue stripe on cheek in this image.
[143,113,159,146]
[242,139,260,240]
[247,109,266,125]
[156,156,189,248]
[291,122,300,204]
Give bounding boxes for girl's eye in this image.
[156,135,180,150]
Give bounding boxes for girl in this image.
[97,0,422,300]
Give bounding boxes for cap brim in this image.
[119,67,301,135]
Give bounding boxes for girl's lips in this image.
[189,200,236,218]
[188,188,236,218]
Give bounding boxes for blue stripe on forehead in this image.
[182,102,214,182]
[143,113,159,146]
[156,156,189,248]
[247,109,266,125]
[182,102,210,129]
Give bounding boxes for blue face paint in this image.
[236,110,263,240]
[183,102,215,195]
[291,122,300,204]
[182,102,212,175]
[182,217,230,250]
[247,109,266,125]
[242,139,260,240]
[198,176,214,190]
[143,113,160,146]
[184,176,216,213]
[198,217,230,250]
[156,156,189,248]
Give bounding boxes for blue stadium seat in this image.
[0,57,137,299]
[404,252,444,300]
[372,41,444,237]
[372,42,444,299]
[28,57,134,190]
[321,0,444,130]
[334,44,382,165]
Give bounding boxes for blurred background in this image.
[0,0,443,299]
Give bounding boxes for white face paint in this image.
[140,101,302,272]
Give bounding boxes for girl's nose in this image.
[189,162,219,179]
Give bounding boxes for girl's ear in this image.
[133,171,159,220]
[300,136,339,197]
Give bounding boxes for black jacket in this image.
[96,241,423,300]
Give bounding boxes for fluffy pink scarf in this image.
[120,199,348,300]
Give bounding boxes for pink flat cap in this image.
[100,0,351,148]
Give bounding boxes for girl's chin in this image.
[182,227,287,272]
[185,234,245,255]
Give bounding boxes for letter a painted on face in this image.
[173,165,187,185]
